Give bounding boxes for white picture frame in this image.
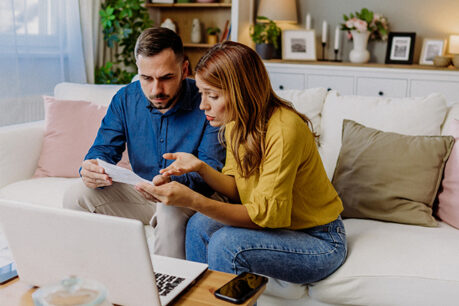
[282,30,316,61]
[419,38,447,65]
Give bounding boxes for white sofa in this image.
[1,82,459,306]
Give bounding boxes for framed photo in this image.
[282,30,316,61]
[385,32,416,64]
[419,38,447,65]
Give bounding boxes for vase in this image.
[191,18,201,43]
[349,30,370,64]
[255,43,275,60]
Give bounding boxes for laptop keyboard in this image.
[155,272,185,296]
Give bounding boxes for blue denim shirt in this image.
[85,79,225,196]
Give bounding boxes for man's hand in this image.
[80,159,112,189]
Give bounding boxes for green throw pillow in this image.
[332,120,454,227]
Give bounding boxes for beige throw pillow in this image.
[332,120,454,227]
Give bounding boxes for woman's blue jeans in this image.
[185,213,347,284]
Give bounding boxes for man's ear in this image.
[182,60,190,79]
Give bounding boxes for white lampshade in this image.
[449,35,459,54]
[257,0,297,24]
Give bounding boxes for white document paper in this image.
[97,159,151,186]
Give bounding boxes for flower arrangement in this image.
[341,8,389,41]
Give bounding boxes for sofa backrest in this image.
[442,103,459,135]
[54,82,124,106]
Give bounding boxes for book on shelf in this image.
[220,20,229,42]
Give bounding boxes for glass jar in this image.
[32,276,112,306]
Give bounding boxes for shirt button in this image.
[160,139,164,143]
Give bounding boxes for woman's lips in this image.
[206,115,214,121]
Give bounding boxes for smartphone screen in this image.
[214,272,268,304]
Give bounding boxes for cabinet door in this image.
[268,72,305,90]
[307,74,354,95]
[356,77,407,98]
[410,80,459,104]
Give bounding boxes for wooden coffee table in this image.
[0,269,265,305]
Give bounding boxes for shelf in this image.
[184,43,215,48]
[264,59,459,72]
[146,3,231,8]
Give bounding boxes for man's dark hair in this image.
[134,27,184,62]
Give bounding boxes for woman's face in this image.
[196,74,228,127]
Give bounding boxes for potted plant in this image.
[249,16,281,59]
[207,27,221,45]
[97,0,153,84]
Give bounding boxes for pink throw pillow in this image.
[437,119,459,228]
[34,96,130,178]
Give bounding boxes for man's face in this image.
[136,48,188,113]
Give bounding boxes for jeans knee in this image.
[207,228,241,274]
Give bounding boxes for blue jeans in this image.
[185,213,347,284]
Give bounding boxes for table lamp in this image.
[449,34,459,68]
[257,0,297,24]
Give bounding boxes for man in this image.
[63,27,225,259]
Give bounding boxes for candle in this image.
[334,25,340,50]
[305,13,311,30]
[322,21,328,43]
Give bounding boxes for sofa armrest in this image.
[0,121,44,188]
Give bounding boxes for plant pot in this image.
[207,34,218,45]
[349,30,371,64]
[255,43,276,60]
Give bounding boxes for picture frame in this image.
[282,30,316,61]
[419,38,447,65]
[385,32,416,65]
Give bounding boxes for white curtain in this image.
[78,0,101,84]
[0,0,86,127]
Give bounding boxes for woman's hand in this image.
[135,181,200,208]
[160,152,204,177]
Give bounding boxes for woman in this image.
[136,41,346,284]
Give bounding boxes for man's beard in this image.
[148,80,183,110]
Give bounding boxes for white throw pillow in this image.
[319,92,448,179]
[275,88,327,136]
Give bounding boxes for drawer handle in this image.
[327,88,332,91]
[378,91,384,96]
[279,85,284,90]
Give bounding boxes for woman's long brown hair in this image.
[195,41,315,178]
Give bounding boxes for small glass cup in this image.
[32,275,112,306]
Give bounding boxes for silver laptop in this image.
[0,200,208,306]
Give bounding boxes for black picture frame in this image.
[385,32,416,65]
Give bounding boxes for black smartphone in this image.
[214,271,268,304]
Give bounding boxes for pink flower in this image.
[345,18,356,29]
[354,19,368,32]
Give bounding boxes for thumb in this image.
[163,152,177,160]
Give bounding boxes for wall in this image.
[255,0,459,63]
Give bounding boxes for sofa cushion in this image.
[319,92,448,179]
[332,120,454,227]
[275,88,327,135]
[34,96,130,178]
[308,219,459,305]
[438,119,459,228]
[0,177,79,208]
